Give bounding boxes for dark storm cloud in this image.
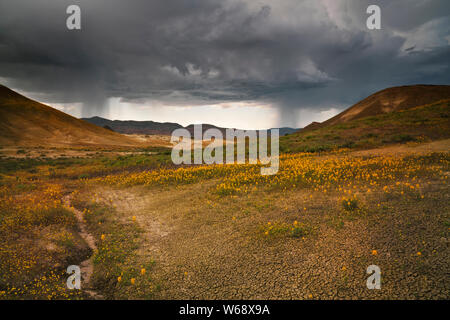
[0,0,449,123]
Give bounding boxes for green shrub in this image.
[342,198,358,211]
[290,225,307,238]
[391,134,416,143]
[340,141,355,149]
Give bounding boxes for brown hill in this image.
[302,85,450,131]
[0,84,140,147]
[301,121,322,131]
[280,98,450,153]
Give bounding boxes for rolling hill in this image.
[302,85,450,131]
[82,117,299,136]
[281,85,450,153]
[0,85,140,147]
[82,116,183,136]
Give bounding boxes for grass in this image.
[280,100,450,153]
[0,135,448,299]
[0,149,172,177]
[70,191,159,299]
[0,183,88,299]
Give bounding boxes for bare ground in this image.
[85,141,449,299]
[92,187,448,299]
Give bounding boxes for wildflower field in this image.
[0,140,449,299]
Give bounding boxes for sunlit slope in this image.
[280,99,450,153]
[0,85,140,147]
[318,85,450,129]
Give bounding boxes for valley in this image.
[0,84,449,300]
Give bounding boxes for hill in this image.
[280,90,450,153]
[83,116,183,136]
[302,85,450,131]
[83,117,298,136]
[0,85,140,147]
[272,127,299,136]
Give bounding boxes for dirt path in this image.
[63,195,103,299]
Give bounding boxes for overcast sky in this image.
[0,0,449,129]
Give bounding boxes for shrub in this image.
[339,141,355,149]
[297,145,332,153]
[261,222,290,237]
[391,134,416,143]
[365,133,377,138]
[290,225,307,238]
[342,198,358,211]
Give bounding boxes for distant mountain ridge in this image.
[82,116,299,136]
[82,116,183,135]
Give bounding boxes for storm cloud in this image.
[0,0,449,126]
